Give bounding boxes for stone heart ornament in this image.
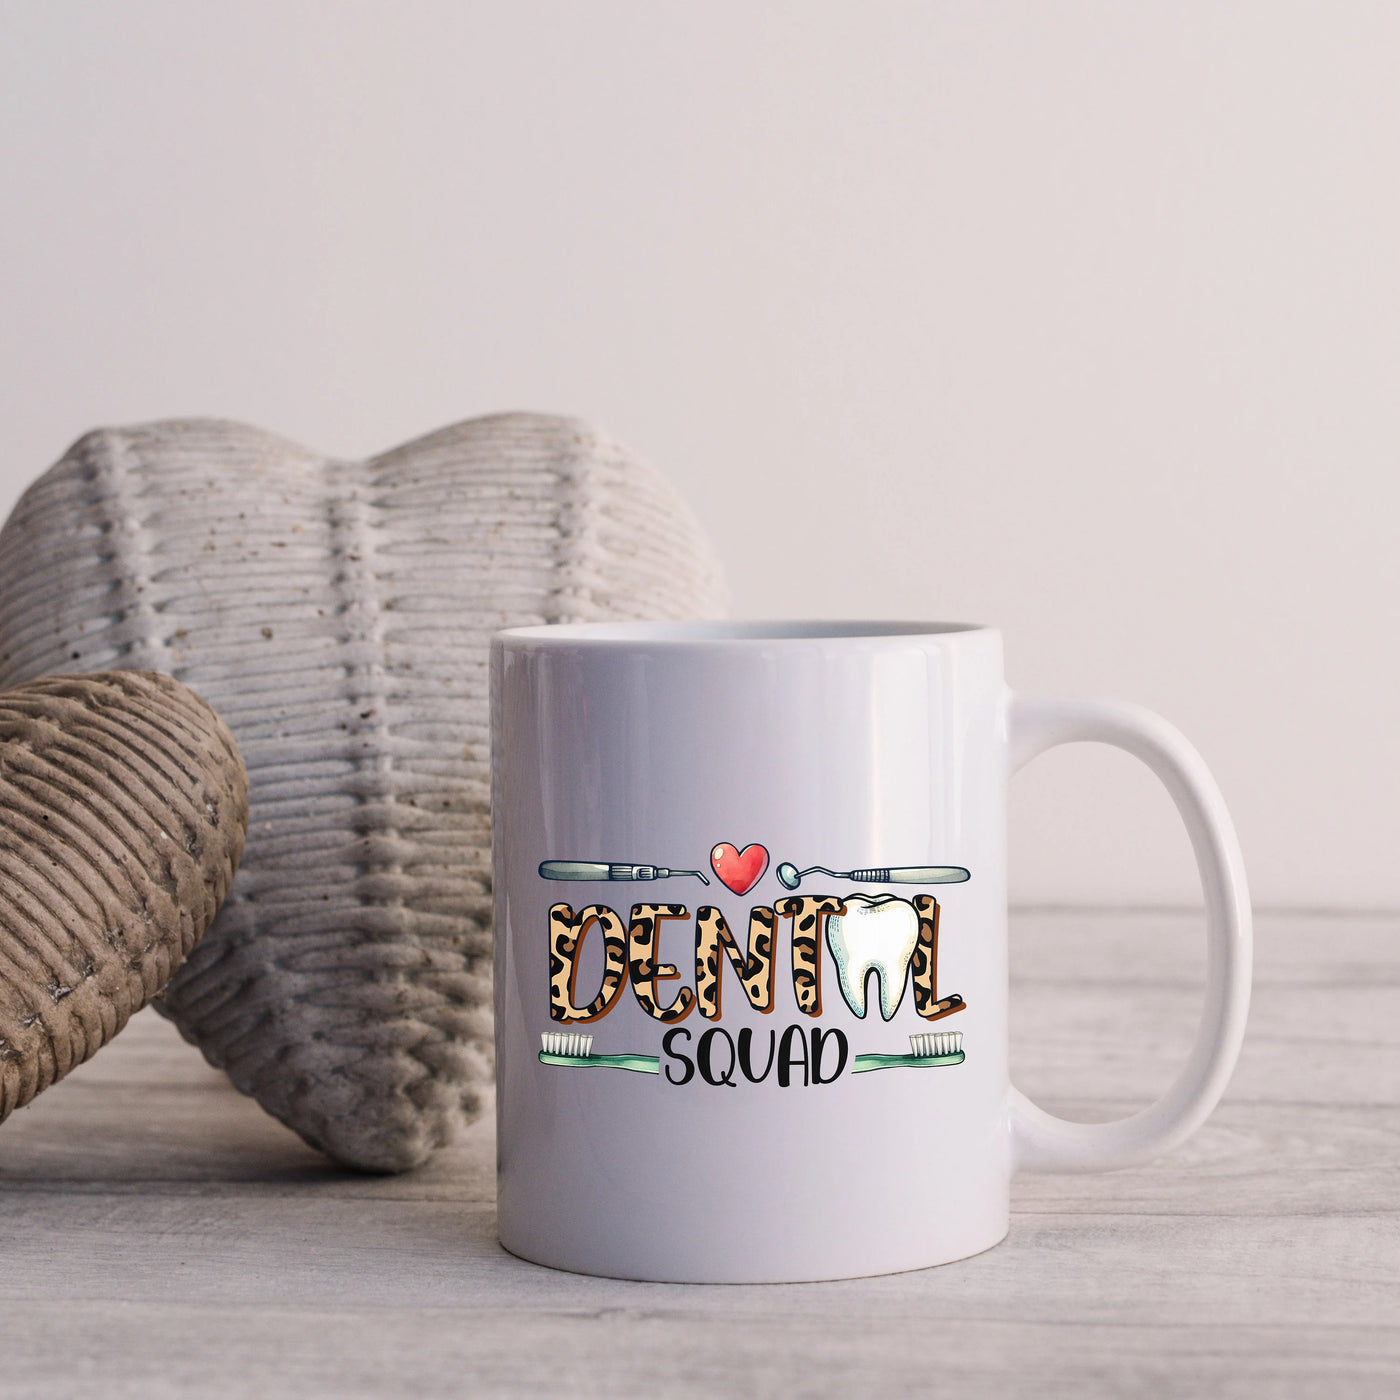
[0,414,725,1170]
[0,671,247,1123]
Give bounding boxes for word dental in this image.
[548,895,964,1084]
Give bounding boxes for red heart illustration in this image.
[710,842,770,896]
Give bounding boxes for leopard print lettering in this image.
[548,903,629,1024]
[694,905,777,1020]
[912,894,966,1020]
[775,895,844,1017]
[627,903,696,1023]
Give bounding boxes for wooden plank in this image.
[0,910,1392,1399]
[0,1304,1396,1400]
[1008,908,1400,986]
[1013,1099,1400,1215]
[0,1194,1396,1323]
[2,1080,1396,1223]
[1010,982,1400,1105]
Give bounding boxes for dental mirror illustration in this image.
[775,862,971,891]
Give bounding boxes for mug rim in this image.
[494,619,994,646]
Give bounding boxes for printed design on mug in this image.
[539,858,710,885]
[825,894,920,1020]
[539,1030,659,1074]
[709,842,769,895]
[775,859,970,890]
[825,894,967,1022]
[851,1030,964,1073]
[536,844,971,1085]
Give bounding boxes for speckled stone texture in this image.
[0,414,726,1170]
[0,671,248,1123]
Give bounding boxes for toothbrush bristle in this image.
[541,1031,593,1057]
[909,1030,962,1058]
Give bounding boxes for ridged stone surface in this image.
[0,671,248,1124]
[0,414,726,1170]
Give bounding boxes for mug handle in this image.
[1007,693,1252,1171]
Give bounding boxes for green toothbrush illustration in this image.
[852,1030,965,1073]
[539,1031,659,1074]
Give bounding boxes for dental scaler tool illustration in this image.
[775,861,970,891]
[539,860,711,885]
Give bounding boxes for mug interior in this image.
[496,619,988,645]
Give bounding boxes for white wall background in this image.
[2,1,1396,909]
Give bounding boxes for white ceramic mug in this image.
[490,621,1251,1283]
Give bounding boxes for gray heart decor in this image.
[0,413,726,1169]
[0,671,248,1124]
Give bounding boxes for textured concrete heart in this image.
[0,671,248,1124]
[0,414,725,1170]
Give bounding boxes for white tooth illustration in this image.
[824,895,920,1020]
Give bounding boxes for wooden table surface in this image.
[0,909,1395,1399]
